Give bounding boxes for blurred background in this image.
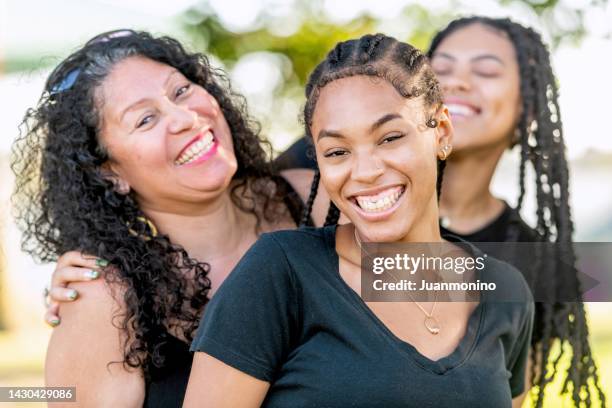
[0,0,611,406]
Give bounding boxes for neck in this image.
[439,145,506,228]
[140,190,255,262]
[402,194,443,242]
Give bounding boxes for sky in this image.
[1,0,612,158]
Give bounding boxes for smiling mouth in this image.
[352,186,405,213]
[446,103,480,118]
[175,131,215,166]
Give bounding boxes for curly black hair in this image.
[300,33,447,226]
[11,30,302,380]
[428,17,605,407]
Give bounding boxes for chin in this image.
[193,162,237,192]
[357,219,414,243]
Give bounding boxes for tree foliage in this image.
[182,0,608,97]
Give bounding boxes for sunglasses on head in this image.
[49,29,136,96]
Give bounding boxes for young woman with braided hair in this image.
[186,33,534,407]
[427,17,604,407]
[274,17,604,407]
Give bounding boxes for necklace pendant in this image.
[424,316,441,335]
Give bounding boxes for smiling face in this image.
[430,23,521,154]
[97,56,237,211]
[311,76,452,242]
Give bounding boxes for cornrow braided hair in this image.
[302,33,446,226]
[428,17,605,407]
[324,201,341,227]
[300,168,320,227]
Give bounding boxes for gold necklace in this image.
[353,226,441,335]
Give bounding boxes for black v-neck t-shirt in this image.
[192,226,534,407]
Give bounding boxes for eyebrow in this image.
[316,129,344,142]
[118,70,183,123]
[370,113,402,131]
[432,52,505,65]
[317,113,402,142]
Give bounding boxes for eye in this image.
[472,62,503,78]
[136,114,155,129]
[431,61,452,76]
[432,67,451,76]
[474,71,500,78]
[175,83,191,98]
[380,133,405,144]
[323,149,348,158]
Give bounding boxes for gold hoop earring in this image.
[128,216,158,241]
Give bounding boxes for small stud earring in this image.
[115,180,131,195]
[426,118,439,128]
[440,145,451,160]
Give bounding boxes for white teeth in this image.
[447,104,477,117]
[355,187,403,213]
[175,131,215,165]
[202,131,213,145]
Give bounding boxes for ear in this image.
[434,105,453,160]
[100,162,131,195]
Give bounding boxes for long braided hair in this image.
[428,17,605,407]
[300,34,447,227]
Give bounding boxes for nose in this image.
[166,100,197,135]
[351,151,385,183]
[440,66,471,94]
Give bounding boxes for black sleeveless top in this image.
[143,176,311,407]
[439,201,540,290]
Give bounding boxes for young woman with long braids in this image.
[272,16,604,407]
[427,17,604,407]
[12,30,328,406]
[185,33,534,407]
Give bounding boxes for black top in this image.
[143,336,193,408]
[274,136,317,171]
[143,176,309,407]
[191,226,534,407]
[440,201,539,243]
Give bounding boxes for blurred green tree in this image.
[182,0,607,94]
[179,0,608,148]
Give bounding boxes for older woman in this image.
[12,30,327,406]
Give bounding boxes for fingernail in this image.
[95,258,109,267]
[85,270,100,279]
[49,318,60,327]
[67,290,78,300]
